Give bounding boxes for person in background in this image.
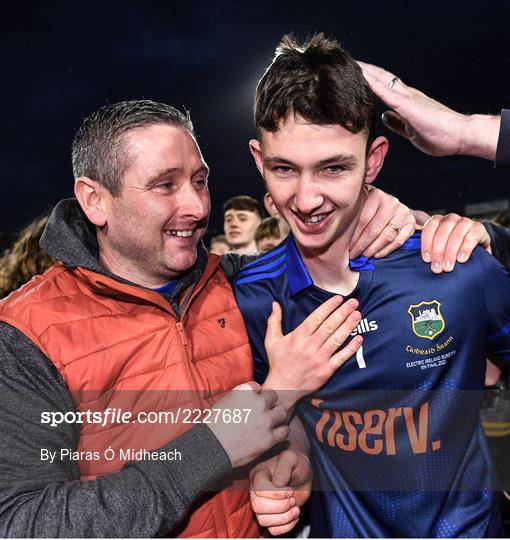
[209,233,231,255]
[223,195,264,255]
[255,217,287,253]
[0,213,55,298]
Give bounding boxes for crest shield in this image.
[407,300,445,340]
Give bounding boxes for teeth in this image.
[166,230,193,237]
[304,214,327,225]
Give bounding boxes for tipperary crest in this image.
[407,300,445,340]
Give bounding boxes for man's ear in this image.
[74,176,108,227]
[249,139,264,176]
[264,192,278,217]
[364,136,389,186]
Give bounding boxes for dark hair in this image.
[72,100,194,196]
[0,213,55,298]
[255,217,282,243]
[254,33,375,141]
[222,195,264,219]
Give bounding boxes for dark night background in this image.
[1,0,509,249]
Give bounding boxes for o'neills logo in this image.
[311,399,441,455]
[350,318,378,336]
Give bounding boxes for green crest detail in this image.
[407,300,445,340]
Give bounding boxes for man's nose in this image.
[294,176,323,215]
[179,182,209,220]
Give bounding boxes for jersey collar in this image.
[286,233,374,297]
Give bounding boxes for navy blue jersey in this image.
[234,233,510,537]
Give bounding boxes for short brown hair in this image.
[222,195,264,219]
[254,33,375,141]
[72,100,194,196]
[255,217,282,243]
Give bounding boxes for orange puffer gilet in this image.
[0,255,261,538]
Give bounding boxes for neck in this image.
[299,235,359,295]
[234,240,258,256]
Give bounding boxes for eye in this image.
[324,165,345,174]
[272,166,293,175]
[192,176,208,190]
[154,181,174,192]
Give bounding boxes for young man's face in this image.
[223,209,261,250]
[250,114,387,256]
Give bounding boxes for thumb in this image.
[272,450,298,488]
[381,111,410,140]
[265,302,283,348]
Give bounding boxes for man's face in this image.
[223,209,261,250]
[100,123,210,287]
[250,114,387,256]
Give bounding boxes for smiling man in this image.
[0,99,408,537]
[235,34,510,537]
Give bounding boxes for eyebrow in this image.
[263,153,358,168]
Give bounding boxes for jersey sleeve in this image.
[476,248,510,360]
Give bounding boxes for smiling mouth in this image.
[293,210,334,225]
[164,230,194,238]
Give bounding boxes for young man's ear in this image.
[364,136,389,186]
[249,139,264,176]
[74,177,108,227]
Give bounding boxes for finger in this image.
[381,111,410,140]
[272,424,290,446]
[272,450,298,488]
[264,302,283,348]
[437,217,475,271]
[458,222,491,263]
[360,66,412,108]
[233,381,262,393]
[323,310,363,355]
[251,468,291,498]
[313,298,359,346]
[271,405,288,428]
[299,295,344,335]
[268,518,300,536]
[251,492,296,514]
[350,190,379,254]
[256,506,300,528]
[427,214,462,273]
[351,197,402,258]
[329,335,363,370]
[361,222,401,258]
[262,388,279,409]
[374,222,415,258]
[420,214,442,264]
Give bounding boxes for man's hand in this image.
[250,450,312,536]
[350,187,416,259]
[207,382,289,468]
[421,213,491,273]
[358,61,499,161]
[263,296,363,408]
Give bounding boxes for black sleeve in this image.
[496,109,510,168]
[484,222,510,271]
[220,253,257,282]
[0,323,232,537]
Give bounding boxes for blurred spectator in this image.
[255,217,287,252]
[0,214,55,298]
[223,195,263,255]
[209,234,231,255]
[263,192,290,237]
